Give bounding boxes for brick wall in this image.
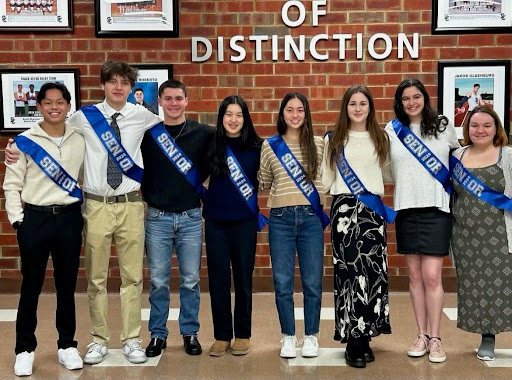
[0,0,510,292]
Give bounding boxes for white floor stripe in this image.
[141,308,179,321]
[92,349,163,367]
[443,307,457,321]
[0,309,17,322]
[475,349,512,368]
[294,308,335,320]
[288,348,346,367]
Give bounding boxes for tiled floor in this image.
[0,292,510,379]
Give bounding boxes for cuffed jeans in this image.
[145,206,202,339]
[268,206,324,336]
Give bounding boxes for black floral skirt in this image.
[331,194,392,342]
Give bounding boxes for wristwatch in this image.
[12,221,23,230]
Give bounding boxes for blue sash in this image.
[81,105,143,183]
[450,155,512,211]
[267,135,330,229]
[334,146,396,224]
[15,135,83,201]
[225,146,268,231]
[392,119,453,194]
[148,123,207,199]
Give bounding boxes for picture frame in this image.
[0,0,73,32]
[94,0,179,38]
[432,0,512,34]
[438,60,511,139]
[0,68,80,133]
[129,64,173,120]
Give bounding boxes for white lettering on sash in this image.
[157,132,192,174]
[101,131,134,171]
[40,155,76,192]
[338,156,364,196]
[454,162,484,197]
[282,153,314,197]
[403,132,441,174]
[227,156,253,200]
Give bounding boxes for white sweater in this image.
[385,120,459,213]
[3,122,85,225]
[321,130,386,197]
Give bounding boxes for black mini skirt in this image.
[395,207,452,256]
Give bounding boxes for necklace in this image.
[174,120,187,140]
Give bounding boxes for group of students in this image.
[3,61,511,377]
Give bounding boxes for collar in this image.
[100,99,129,119]
[30,120,73,140]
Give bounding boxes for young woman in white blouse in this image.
[322,85,391,368]
[385,79,459,363]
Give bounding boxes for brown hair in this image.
[328,85,389,168]
[462,105,508,147]
[100,61,138,87]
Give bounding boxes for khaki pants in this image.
[83,199,144,346]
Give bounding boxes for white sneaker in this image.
[280,335,297,358]
[14,351,34,377]
[58,347,83,370]
[123,339,147,364]
[301,335,319,357]
[83,342,108,365]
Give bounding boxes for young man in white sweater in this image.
[3,82,85,377]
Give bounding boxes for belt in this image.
[25,202,81,215]
[84,191,141,203]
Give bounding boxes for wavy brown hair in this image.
[462,105,508,147]
[277,92,318,183]
[328,85,389,169]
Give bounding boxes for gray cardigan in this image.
[452,146,512,253]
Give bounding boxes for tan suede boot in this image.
[209,340,231,357]
[232,338,250,356]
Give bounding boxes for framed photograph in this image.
[128,64,172,119]
[432,0,512,34]
[438,60,510,139]
[0,68,80,133]
[0,0,73,31]
[94,0,179,38]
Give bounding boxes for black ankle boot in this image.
[362,338,375,362]
[345,337,366,368]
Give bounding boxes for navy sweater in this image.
[203,136,261,221]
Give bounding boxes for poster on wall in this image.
[0,68,79,133]
[128,64,173,120]
[0,0,73,31]
[438,60,510,138]
[94,0,179,37]
[432,0,512,34]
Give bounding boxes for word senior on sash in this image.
[156,132,192,173]
[337,157,364,196]
[227,156,253,200]
[40,156,77,192]
[101,131,134,171]
[282,153,314,197]
[452,162,484,197]
[403,134,442,174]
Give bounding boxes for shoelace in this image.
[430,339,441,353]
[87,343,103,353]
[413,335,427,348]
[299,336,316,346]
[280,336,297,346]
[125,339,143,351]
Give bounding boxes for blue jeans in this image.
[145,206,202,338]
[268,206,324,336]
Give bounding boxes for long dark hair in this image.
[209,95,263,176]
[328,85,389,168]
[277,92,318,183]
[393,78,448,138]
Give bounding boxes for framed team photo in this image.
[128,64,173,120]
[0,0,73,31]
[94,0,179,37]
[0,68,80,133]
[432,0,512,34]
[438,60,510,139]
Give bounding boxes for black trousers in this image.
[205,217,257,340]
[15,203,83,354]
